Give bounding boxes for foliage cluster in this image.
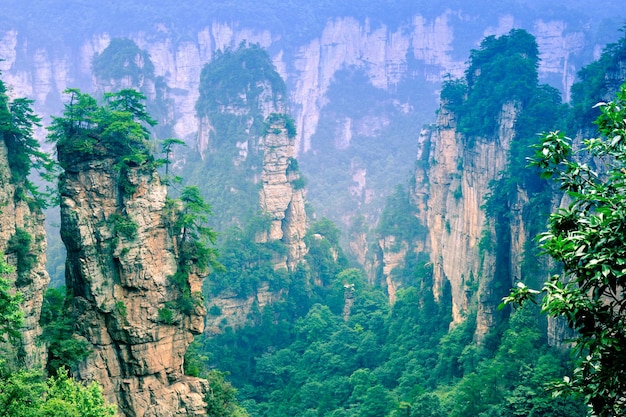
[166,186,220,315]
[39,287,91,375]
[201,238,583,417]
[47,88,156,171]
[109,213,138,240]
[0,255,23,344]
[376,185,426,246]
[505,83,626,417]
[569,24,626,129]
[0,367,116,417]
[7,228,38,280]
[92,38,155,86]
[204,369,250,417]
[196,44,286,122]
[263,113,297,139]
[0,73,56,207]
[207,223,288,298]
[442,29,540,137]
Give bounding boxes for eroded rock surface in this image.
[60,155,208,417]
[0,140,49,368]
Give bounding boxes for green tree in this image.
[0,74,56,206]
[176,185,219,271]
[204,370,249,417]
[39,287,91,375]
[0,367,116,417]
[454,29,540,137]
[92,38,154,86]
[168,186,220,314]
[504,82,626,416]
[0,254,23,345]
[48,88,155,169]
[160,137,186,178]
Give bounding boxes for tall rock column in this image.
[411,102,519,329]
[258,115,308,270]
[0,139,49,368]
[59,154,208,417]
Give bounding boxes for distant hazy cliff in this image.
[0,12,602,153]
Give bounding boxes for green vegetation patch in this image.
[93,38,155,85]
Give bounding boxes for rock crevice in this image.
[59,155,208,416]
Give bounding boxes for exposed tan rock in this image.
[59,155,208,417]
[204,283,281,335]
[378,236,409,305]
[377,100,525,338]
[422,102,519,330]
[0,140,49,368]
[258,117,308,270]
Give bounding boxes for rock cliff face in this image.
[0,12,605,151]
[59,154,208,416]
[204,283,279,336]
[0,140,49,368]
[258,117,308,270]
[408,102,520,328]
[0,11,613,274]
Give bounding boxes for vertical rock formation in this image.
[406,102,520,327]
[0,139,49,368]
[194,47,309,333]
[258,115,307,270]
[192,45,307,265]
[376,29,553,341]
[59,153,208,415]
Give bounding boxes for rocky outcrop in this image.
[204,283,280,336]
[377,236,408,305]
[0,140,49,368]
[258,116,307,270]
[378,101,523,336]
[59,155,208,416]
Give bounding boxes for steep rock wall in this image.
[258,118,307,270]
[0,14,597,152]
[0,140,49,368]
[398,102,523,335]
[59,156,208,416]
[204,283,280,336]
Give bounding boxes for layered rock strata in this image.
[59,155,208,416]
